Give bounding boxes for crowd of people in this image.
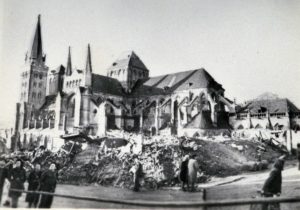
[0,156,57,208]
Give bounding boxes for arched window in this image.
[110,71,113,76]
[79,79,81,85]
[38,92,41,99]
[39,73,43,79]
[32,92,36,99]
[118,69,121,75]
[76,80,78,86]
[33,82,37,87]
[39,82,42,88]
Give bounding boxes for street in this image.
[1,165,300,209]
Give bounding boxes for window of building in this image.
[79,79,81,85]
[110,71,113,76]
[33,82,37,87]
[39,73,43,79]
[76,80,78,86]
[118,69,121,75]
[38,92,41,99]
[39,82,42,88]
[34,73,38,78]
[32,92,36,99]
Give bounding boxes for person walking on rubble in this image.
[130,156,143,192]
[8,159,26,208]
[26,164,42,208]
[179,155,189,191]
[187,154,199,192]
[261,156,285,210]
[39,163,57,208]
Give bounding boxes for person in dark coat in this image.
[39,163,57,208]
[130,157,142,192]
[0,159,8,204]
[262,156,285,210]
[8,160,26,208]
[26,164,41,208]
[179,155,189,191]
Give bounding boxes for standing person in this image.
[39,163,57,208]
[261,156,285,210]
[8,160,26,208]
[187,154,199,192]
[0,159,8,204]
[297,143,300,170]
[130,156,142,192]
[179,155,189,191]
[26,164,42,208]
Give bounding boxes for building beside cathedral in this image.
[13,15,234,151]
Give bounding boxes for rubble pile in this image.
[56,131,285,188]
[2,130,286,189]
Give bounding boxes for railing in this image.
[10,188,300,208]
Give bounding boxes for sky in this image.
[0,0,300,128]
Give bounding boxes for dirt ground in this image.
[2,161,300,209]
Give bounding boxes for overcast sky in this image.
[1,0,300,128]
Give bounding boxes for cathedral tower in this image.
[17,15,49,130]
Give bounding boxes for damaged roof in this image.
[92,74,124,96]
[244,98,300,114]
[131,68,223,96]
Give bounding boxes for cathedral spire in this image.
[66,46,72,76]
[85,44,92,73]
[85,44,92,87]
[30,14,43,61]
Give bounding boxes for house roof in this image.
[131,68,223,97]
[92,74,124,96]
[244,98,300,114]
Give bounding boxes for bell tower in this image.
[17,14,49,130]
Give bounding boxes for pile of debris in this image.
[4,130,286,189]
[54,130,286,188]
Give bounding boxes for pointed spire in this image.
[84,44,92,87]
[85,44,92,73]
[30,14,43,61]
[66,46,72,76]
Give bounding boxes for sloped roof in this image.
[92,74,124,96]
[245,98,300,114]
[40,95,57,110]
[131,68,223,96]
[107,51,148,72]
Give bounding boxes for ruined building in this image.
[14,16,234,150]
